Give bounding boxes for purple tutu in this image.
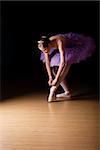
[40,33,96,67]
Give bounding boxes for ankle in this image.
[65,90,70,94]
[50,86,57,92]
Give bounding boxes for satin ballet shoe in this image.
[48,86,56,103]
[56,91,71,98]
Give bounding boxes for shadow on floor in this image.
[1,79,46,101]
[52,85,98,102]
[0,79,98,103]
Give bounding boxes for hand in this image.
[48,78,53,86]
[51,78,57,86]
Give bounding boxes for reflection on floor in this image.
[0,88,98,150]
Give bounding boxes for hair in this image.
[39,36,51,48]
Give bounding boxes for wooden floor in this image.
[0,90,98,150]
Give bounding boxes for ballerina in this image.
[37,33,96,102]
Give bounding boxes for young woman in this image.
[37,33,96,102]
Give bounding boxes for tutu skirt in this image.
[40,33,96,67]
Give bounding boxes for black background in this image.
[1,1,99,99]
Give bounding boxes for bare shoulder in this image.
[49,35,64,41]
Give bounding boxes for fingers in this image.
[48,81,52,86]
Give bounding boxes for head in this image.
[38,36,51,53]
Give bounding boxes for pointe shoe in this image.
[56,92,71,98]
[48,86,56,103]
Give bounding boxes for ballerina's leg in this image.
[48,64,71,102]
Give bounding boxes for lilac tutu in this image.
[40,33,96,67]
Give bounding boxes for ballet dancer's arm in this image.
[52,39,65,86]
[43,52,53,85]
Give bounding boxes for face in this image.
[38,41,49,53]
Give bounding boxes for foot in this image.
[48,86,56,103]
[56,91,71,98]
